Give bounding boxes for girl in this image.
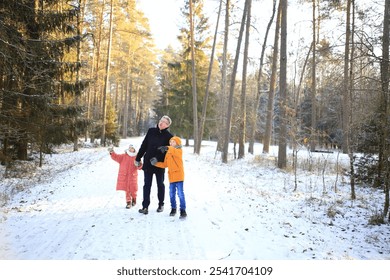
[109,144,142,208]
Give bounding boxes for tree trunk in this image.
[189,0,199,153]
[122,78,129,139]
[263,2,281,154]
[294,42,313,114]
[196,0,223,154]
[248,0,276,154]
[101,0,114,146]
[222,0,249,163]
[277,0,287,169]
[238,0,252,159]
[310,0,317,152]
[92,0,105,143]
[342,0,351,154]
[73,0,82,152]
[380,0,390,220]
[217,0,230,153]
[349,0,356,200]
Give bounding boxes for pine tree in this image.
[0,0,86,166]
[155,0,216,142]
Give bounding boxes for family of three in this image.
[108,115,187,219]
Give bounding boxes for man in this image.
[135,115,173,215]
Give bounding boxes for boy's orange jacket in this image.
[155,137,184,183]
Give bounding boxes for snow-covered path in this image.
[1,138,204,260]
[1,138,275,260]
[1,137,389,260]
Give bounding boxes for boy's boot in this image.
[179,209,187,219]
[169,208,177,216]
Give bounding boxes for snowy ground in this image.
[0,137,389,261]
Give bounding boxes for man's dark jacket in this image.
[136,126,173,172]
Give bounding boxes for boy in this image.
[150,136,187,218]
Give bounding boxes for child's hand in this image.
[134,160,141,167]
[150,157,158,166]
[157,146,168,153]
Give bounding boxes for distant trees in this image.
[83,0,157,141]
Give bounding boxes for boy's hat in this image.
[170,136,182,145]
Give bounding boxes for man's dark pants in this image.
[141,168,165,209]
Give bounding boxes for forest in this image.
[0,0,389,221]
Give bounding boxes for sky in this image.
[135,0,383,57]
[136,0,185,49]
[0,136,389,279]
[136,0,314,51]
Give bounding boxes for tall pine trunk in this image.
[217,0,230,153]
[238,0,252,159]
[263,2,281,154]
[310,0,317,152]
[101,0,114,146]
[196,0,223,154]
[381,0,390,220]
[91,1,105,143]
[342,0,351,154]
[189,0,199,153]
[277,0,287,169]
[349,0,356,200]
[222,0,249,163]
[248,0,276,154]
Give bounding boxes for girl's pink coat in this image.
[110,152,142,194]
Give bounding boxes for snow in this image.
[0,137,389,277]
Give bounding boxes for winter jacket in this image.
[110,152,142,194]
[154,136,184,183]
[136,125,173,172]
